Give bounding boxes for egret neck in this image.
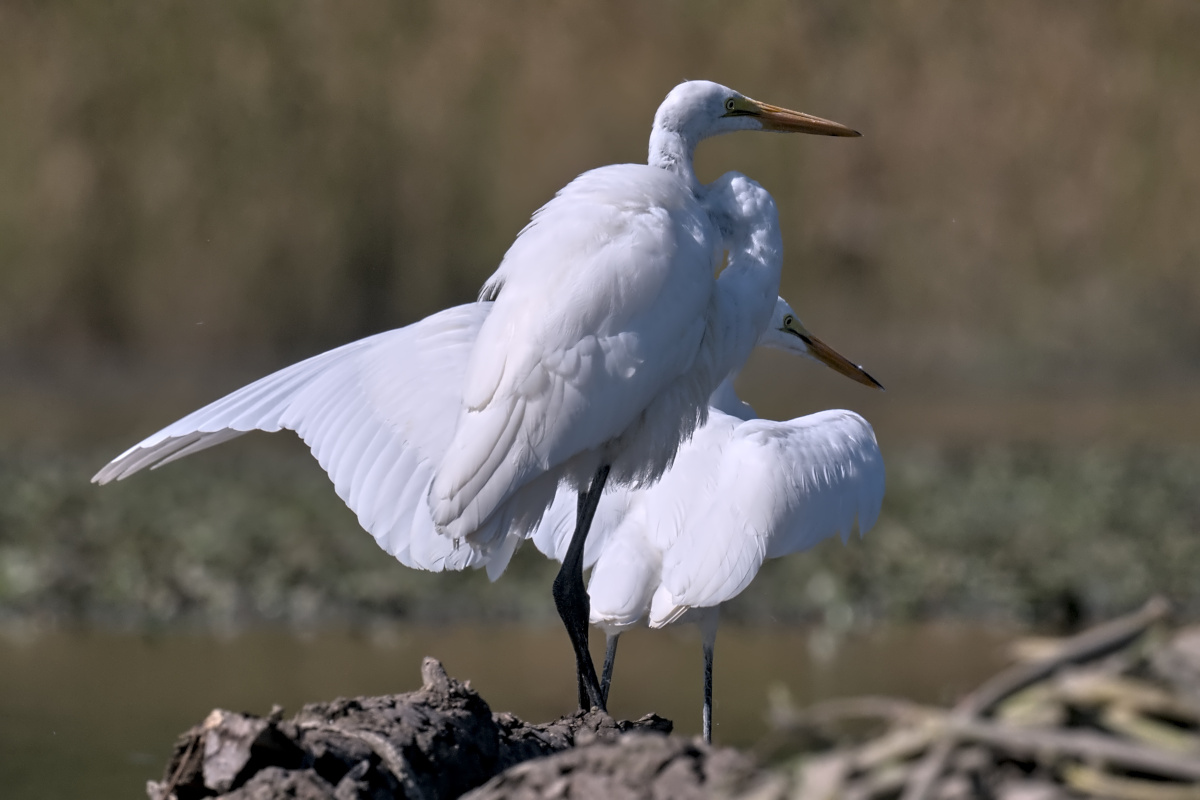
[699,173,784,396]
[648,122,702,194]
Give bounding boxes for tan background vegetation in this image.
[4,14,1200,798]
[2,0,1198,448]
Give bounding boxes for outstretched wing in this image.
[649,409,883,626]
[93,304,497,573]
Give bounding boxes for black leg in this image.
[600,633,620,707]
[702,637,714,743]
[700,607,719,744]
[552,464,610,711]
[572,489,592,708]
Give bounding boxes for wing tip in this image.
[91,462,126,485]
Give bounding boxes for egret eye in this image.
[725,98,737,112]
[783,315,795,327]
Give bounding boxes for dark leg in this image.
[702,637,714,743]
[573,489,592,708]
[552,464,610,711]
[700,607,719,744]
[600,633,620,707]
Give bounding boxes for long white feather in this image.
[531,400,883,632]
[649,408,883,627]
[93,304,500,572]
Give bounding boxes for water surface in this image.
[0,622,1014,799]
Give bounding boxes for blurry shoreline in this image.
[2,438,1196,636]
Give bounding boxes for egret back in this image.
[531,403,883,631]
[648,408,883,627]
[429,164,720,541]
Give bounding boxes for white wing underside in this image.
[92,303,528,577]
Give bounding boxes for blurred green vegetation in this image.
[0,2,1198,630]
[2,442,1197,632]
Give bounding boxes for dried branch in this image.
[900,596,1171,800]
[1062,764,1200,800]
[948,717,1200,782]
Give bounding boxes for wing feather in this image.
[93,343,368,484]
[155,429,246,469]
[93,303,493,572]
[649,409,884,626]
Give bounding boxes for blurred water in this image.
[0,622,1013,799]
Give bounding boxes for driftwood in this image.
[765,596,1200,800]
[899,596,1171,800]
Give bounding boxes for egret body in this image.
[94,81,860,711]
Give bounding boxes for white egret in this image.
[94,80,860,710]
[533,298,885,742]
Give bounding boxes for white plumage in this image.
[93,168,790,574]
[428,164,720,545]
[532,296,885,741]
[647,407,882,625]
[93,80,862,711]
[94,304,495,573]
[425,78,860,549]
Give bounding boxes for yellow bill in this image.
[724,96,860,137]
[802,332,883,389]
[783,315,883,389]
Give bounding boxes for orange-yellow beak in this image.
[726,96,861,137]
[784,317,883,390]
[802,331,883,389]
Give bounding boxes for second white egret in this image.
[534,297,885,742]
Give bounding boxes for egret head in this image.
[759,297,884,390]
[649,81,859,187]
[654,81,861,142]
